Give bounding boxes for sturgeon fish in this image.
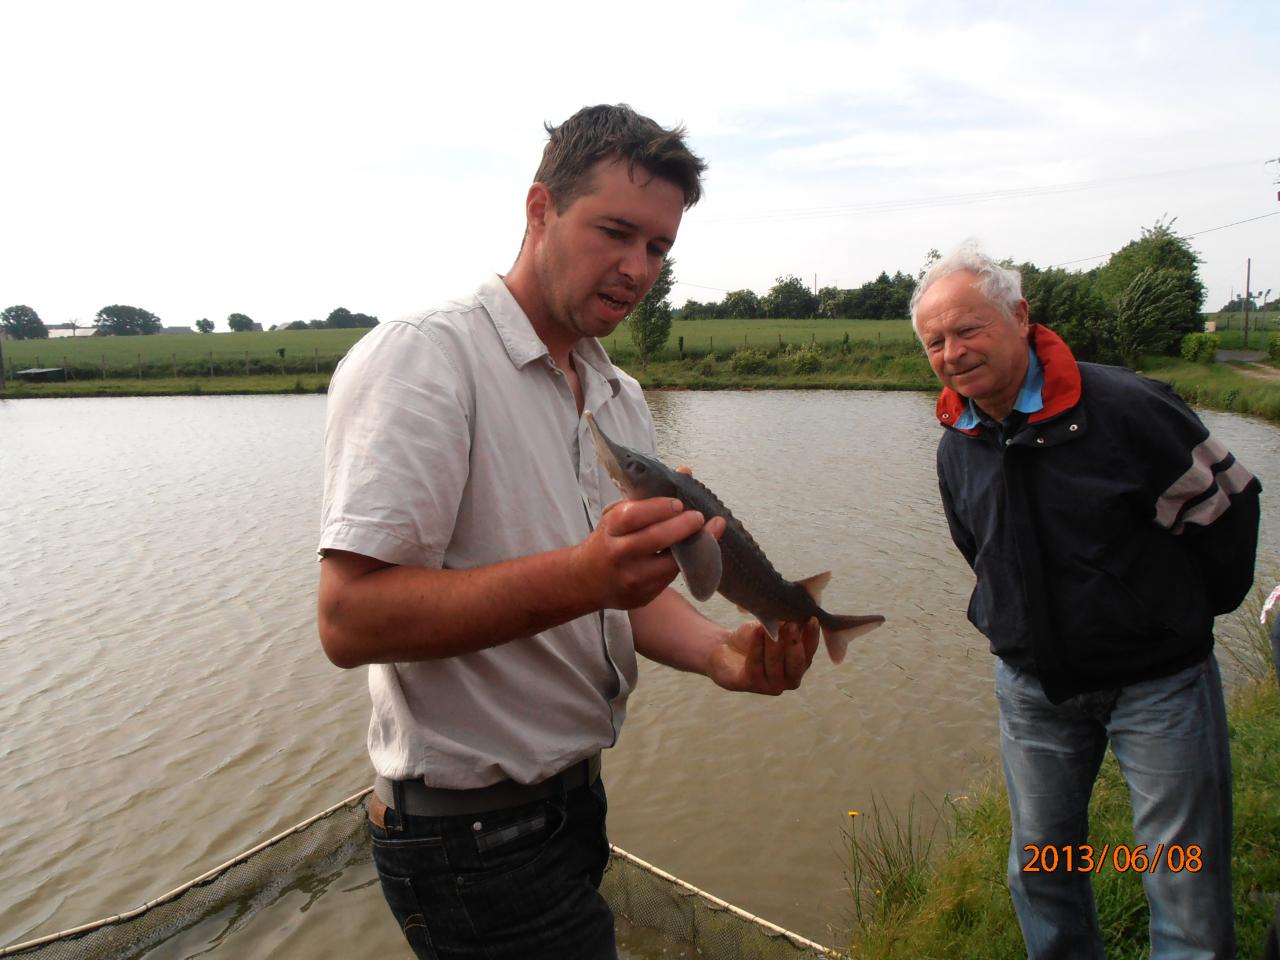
[585,411,884,663]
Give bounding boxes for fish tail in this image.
[795,572,884,663]
[819,614,885,664]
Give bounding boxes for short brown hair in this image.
[534,104,706,212]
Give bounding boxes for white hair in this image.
[910,239,1023,333]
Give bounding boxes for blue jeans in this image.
[995,656,1234,960]
[367,777,617,960]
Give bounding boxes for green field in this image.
[607,316,915,361]
[0,328,374,379]
[1,318,914,380]
[4,317,1278,428]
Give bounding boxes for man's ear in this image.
[526,183,553,234]
[1014,298,1030,330]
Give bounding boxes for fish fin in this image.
[759,618,780,641]
[820,614,886,665]
[795,571,833,606]
[671,530,722,602]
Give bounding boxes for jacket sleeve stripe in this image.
[1158,441,1259,532]
[1156,437,1227,528]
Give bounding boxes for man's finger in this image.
[761,625,787,693]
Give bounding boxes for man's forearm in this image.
[630,588,727,676]
[318,548,600,667]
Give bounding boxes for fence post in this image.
[678,335,684,359]
[314,348,319,374]
[64,356,72,380]
[137,353,142,379]
[101,354,106,380]
[209,352,214,378]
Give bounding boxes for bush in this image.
[1269,332,1280,362]
[1180,332,1219,363]
[728,347,771,374]
[698,355,717,377]
[789,348,822,374]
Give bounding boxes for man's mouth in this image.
[599,292,631,311]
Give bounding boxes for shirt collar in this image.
[954,345,1044,429]
[476,273,621,398]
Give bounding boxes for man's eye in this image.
[601,227,625,240]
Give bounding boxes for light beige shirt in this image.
[319,274,653,788]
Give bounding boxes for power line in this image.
[1049,212,1280,268]
[673,210,1279,299]
[700,160,1263,226]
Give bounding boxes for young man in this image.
[913,241,1261,960]
[316,104,819,960]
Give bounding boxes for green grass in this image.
[1204,312,1280,348]
[1,328,372,379]
[842,599,1280,958]
[0,374,330,398]
[4,318,1279,428]
[605,316,915,361]
[1141,356,1280,422]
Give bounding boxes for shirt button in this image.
[1005,438,1013,446]
[1036,437,1045,444]
[472,821,482,832]
[1069,424,1079,431]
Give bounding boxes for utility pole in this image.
[1244,259,1251,349]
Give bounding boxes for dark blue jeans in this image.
[367,776,617,960]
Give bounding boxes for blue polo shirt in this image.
[955,345,1044,430]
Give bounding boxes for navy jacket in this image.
[936,324,1262,703]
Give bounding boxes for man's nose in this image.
[617,242,648,288]
[942,337,965,366]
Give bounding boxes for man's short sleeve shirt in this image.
[319,274,654,787]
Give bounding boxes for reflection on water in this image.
[1,392,1276,955]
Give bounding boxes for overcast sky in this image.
[3,0,1277,331]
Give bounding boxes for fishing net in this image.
[1,791,837,960]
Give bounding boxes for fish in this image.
[585,411,884,663]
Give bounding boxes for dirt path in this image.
[1234,362,1280,382]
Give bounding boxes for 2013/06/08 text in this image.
[1022,844,1203,874]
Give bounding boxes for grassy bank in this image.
[4,320,1279,427]
[1143,356,1280,422]
[843,598,1280,959]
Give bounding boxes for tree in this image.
[284,320,310,330]
[721,288,761,319]
[762,275,818,318]
[629,257,675,370]
[918,248,942,280]
[227,313,256,332]
[95,304,161,336]
[326,307,378,329]
[1095,219,1204,350]
[195,318,214,334]
[1108,267,1188,368]
[1,304,47,340]
[1021,267,1111,362]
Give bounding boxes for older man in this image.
[913,241,1261,960]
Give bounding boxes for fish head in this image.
[585,411,674,500]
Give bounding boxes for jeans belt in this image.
[373,753,601,818]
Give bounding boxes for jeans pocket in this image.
[367,823,445,960]
[469,797,566,879]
